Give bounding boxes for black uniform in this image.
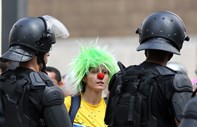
[112,62,193,127]
[0,67,72,127]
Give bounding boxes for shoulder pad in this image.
[29,72,47,86]
[42,86,64,106]
[38,72,51,81]
[173,73,193,92]
[155,66,175,76]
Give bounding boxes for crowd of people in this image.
[0,11,197,127]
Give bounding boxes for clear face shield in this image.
[42,15,70,39]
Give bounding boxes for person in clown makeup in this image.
[63,43,119,127]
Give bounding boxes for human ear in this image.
[82,76,87,83]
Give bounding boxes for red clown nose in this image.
[97,73,105,79]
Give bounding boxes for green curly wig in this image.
[64,43,119,96]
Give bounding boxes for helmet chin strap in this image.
[36,53,46,72]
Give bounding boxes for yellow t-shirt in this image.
[64,96,107,127]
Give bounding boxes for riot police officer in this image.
[0,15,72,127]
[105,11,193,127]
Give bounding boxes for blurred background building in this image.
[1,0,197,79]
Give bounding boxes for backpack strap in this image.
[69,95,107,124]
[69,95,81,124]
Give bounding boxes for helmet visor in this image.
[42,15,70,39]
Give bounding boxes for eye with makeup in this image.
[89,67,109,75]
[102,68,109,74]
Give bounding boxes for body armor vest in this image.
[0,68,54,127]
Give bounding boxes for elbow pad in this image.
[43,105,72,127]
[172,73,193,121]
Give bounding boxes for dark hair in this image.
[146,49,173,61]
[45,66,61,82]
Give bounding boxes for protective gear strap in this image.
[128,96,135,122]
[69,95,81,124]
[172,73,193,121]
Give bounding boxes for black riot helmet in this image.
[136,11,189,55]
[1,15,69,62]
